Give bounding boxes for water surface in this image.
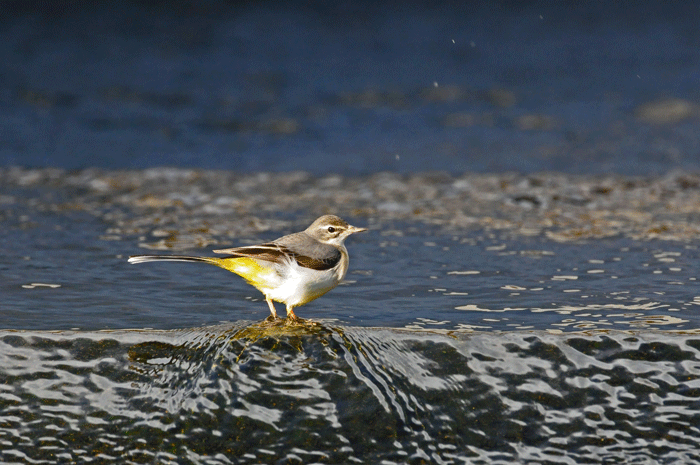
[3,324,700,464]
[3,168,700,463]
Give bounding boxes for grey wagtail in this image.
[128,215,367,321]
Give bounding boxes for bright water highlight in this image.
[2,324,700,464]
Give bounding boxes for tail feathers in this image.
[128,255,218,265]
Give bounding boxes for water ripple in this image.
[2,325,700,463]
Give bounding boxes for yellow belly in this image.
[211,257,278,292]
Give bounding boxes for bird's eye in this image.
[327,226,336,233]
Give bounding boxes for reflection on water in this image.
[3,322,700,463]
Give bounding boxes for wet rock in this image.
[5,168,700,244]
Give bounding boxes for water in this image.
[4,168,700,332]
[3,168,700,462]
[2,2,700,174]
[4,2,700,461]
[3,324,700,464]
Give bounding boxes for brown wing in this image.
[293,251,341,270]
[213,243,288,264]
[213,241,341,271]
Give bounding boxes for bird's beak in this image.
[349,225,368,234]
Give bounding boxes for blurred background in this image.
[2,0,699,175]
[4,5,700,462]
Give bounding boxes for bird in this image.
[128,215,367,322]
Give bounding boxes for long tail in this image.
[128,254,271,290]
[128,255,220,266]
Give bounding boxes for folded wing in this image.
[214,235,341,271]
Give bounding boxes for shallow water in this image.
[2,324,700,464]
[4,168,700,463]
[4,168,700,332]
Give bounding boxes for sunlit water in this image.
[2,324,700,464]
[4,168,700,462]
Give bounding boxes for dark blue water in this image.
[2,1,699,174]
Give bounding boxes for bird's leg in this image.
[265,296,279,320]
[285,306,299,323]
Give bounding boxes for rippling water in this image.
[4,168,700,462]
[2,323,700,464]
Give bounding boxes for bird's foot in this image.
[284,309,303,326]
[259,314,286,328]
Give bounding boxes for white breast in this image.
[265,247,348,308]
